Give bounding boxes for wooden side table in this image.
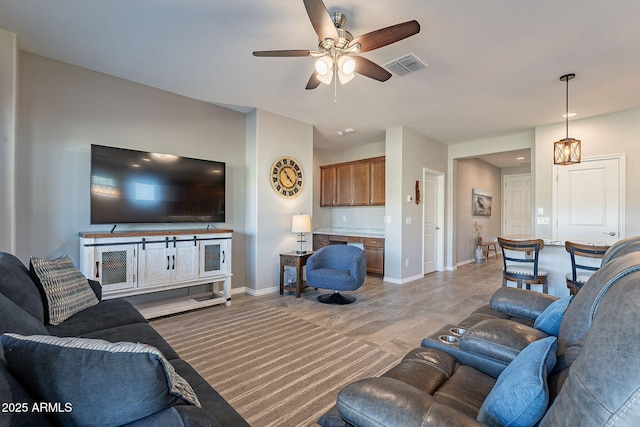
[279,251,313,298]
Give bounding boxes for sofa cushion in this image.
[477,336,557,427]
[0,252,45,323]
[460,319,548,365]
[46,298,147,337]
[1,347,55,427]
[489,287,558,322]
[30,255,99,325]
[170,358,251,426]
[534,295,572,336]
[79,322,180,361]
[0,334,201,427]
[0,293,49,336]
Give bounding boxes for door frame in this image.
[422,168,445,274]
[552,154,626,241]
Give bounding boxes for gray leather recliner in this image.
[319,250,640,427]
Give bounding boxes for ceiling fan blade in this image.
[350,20,420,52]
[305,72,321,90]
[353,56,392,82]
[253,50,311,57]
[303,0,339,42]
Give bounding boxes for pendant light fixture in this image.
[553,73,581,165]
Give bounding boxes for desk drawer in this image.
[281,256,299,267]
[364,238,384,248]
[329,235,362,244]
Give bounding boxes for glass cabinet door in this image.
[199,238,230,277]
[94,245,137,291]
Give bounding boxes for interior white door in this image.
[423,173,438,274]
[555,157,621,244]
[504,174,531,237]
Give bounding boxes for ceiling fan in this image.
[252,0,420,90]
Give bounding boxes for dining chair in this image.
[564,241,610,295]
[497,237,548,294]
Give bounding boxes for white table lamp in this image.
[291,214,311,254]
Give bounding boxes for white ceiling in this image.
[2,0,640,161]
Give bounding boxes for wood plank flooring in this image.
[152,257,503,358]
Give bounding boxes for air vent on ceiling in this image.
[384,53,428,76]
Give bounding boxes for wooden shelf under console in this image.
[79,229,233,318]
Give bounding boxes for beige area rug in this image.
[152,305,400,427]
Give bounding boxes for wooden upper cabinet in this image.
[369,157,385,205]
[320,166,337,207]
[320,156,384,207]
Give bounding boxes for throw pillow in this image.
[0,334,200,426]
[477,336,557,427]
[30,255,99,325]
[534,295,573,336]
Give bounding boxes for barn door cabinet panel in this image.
[320,156,385,207]
[79,229,232,318]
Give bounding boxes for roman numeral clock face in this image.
[270,156,304,198]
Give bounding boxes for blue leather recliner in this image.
[306,244,366,304]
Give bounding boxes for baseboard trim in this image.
[241,286,279,297]
[383,273,424,284]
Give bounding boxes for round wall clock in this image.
[270,156,304,198]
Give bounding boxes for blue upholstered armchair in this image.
[306,245,366,304]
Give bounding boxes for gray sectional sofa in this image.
[0,252,249,426]
[320,243,640,426]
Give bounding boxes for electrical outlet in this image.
[405,259,409,267]
[405,217,412,225]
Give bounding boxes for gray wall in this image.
[455,158,502,263]
[16,52,248,287]
[0,29,17,253]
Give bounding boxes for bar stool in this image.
[497,237,548,294]
[565,241,610,296]
[479,240,498,259]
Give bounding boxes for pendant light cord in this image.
[565,76,569,139]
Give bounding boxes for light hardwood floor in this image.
[153,257,504,358]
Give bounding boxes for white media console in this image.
[79,229,232,319]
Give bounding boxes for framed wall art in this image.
[472,188,492,217]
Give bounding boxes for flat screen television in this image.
[90,144,225,224]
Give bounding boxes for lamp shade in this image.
[291,214,311,233]
[315,57,333,85]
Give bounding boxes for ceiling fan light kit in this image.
[553,73,581,165]
[252,0,420,95]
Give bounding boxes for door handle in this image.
[603,231,616,236]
